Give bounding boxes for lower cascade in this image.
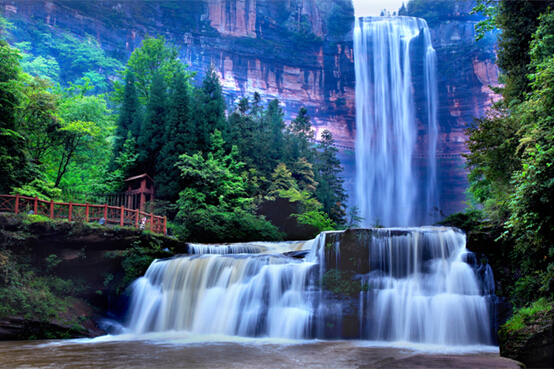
[123,227,496,346]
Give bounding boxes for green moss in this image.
[319,269,368,297]
[23,214,52,224]
[502,298,553,333]
[111,238,173,295]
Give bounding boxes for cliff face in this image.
[1,0,498,216]
[1,0,356,143]
[429,21,500,214]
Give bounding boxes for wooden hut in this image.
[124,173,155,211]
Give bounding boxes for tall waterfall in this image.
[354,17,439,227]
[123,229,494,346]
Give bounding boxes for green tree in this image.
[137,71,167,176]
[464,7,554,305]
[155,70,194,201]
[286,106,316,164]
[111,71,142,169]
[176,130,282,242]
[0,39,28,192]
[265,98,286,169]
[114,35,188,104]
[20,55,60,82]
[326,0,355,38]
[94,132,138,193]
[504,9,554,296]
[404,0,456,26]
[192,64,227,152]
[314,130,348,225]
[398,2,407,16]
[52,119,101,187]
[291,157,317,194]
[50,82,113,190]
[268,163,299,196]
[345,205,365,229]
[17,76,61,164]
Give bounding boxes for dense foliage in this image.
[463,1,553,308]
[0,15,349,243]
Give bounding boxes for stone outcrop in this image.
[500,308,554,369]
[0,213,185,339]
[0,299,104,340]
[0,1,499,215]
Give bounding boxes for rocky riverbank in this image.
[0,214,549,368]
[0,212,184,340]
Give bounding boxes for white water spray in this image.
[358,228,492,345]
[124,229,493,346]
[354,17,439,227]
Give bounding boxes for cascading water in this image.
[120,18,494,347]
[354,17,439,227]
[357,228,492,345]
[124,238,323,339]
[123,229,495,346]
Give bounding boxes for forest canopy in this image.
[0,20,349,242]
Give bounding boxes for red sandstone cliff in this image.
[1,0,499,215]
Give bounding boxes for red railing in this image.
[0,194,167,235]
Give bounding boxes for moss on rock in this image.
[499,299,554,368]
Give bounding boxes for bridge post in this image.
[85,203,89,222]
[34,196,38,215]
[135,209,139,228]
[15,194,19,214]
[103,204,108,221]
[49,200,54,219]
[120,205,124,227]
[150,213,153,232]
[163,216,167,235]
[68,202,73,222]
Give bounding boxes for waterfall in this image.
[123,229,494,346]
[354,17,439,227]
[357,228,492,345]
[125,237,322,338]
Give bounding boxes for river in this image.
[0,334,516,369]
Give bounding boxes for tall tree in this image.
[18,76,61,164]
[495,0,552,104]
[291,157,317,194]
[286,106,316,164]
[155,70,194,201]
[0,39,28,192]
[268,163,298,196]
[137,71,167,177]
[111,71,141,170]
[50,84,111,189]
[114,35,188,104]
[192,64,227,152]
[314,130,348,225]
[265,98,286,168]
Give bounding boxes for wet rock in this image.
[283,250,310,259]
[324,229,370,274]
[378,354,525,369]
[0,298,105,340]
[500,308,554,368]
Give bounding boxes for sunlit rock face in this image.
[1,0,499,217]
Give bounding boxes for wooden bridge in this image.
[0,194,166,235]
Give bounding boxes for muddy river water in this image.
[0,333,522,369]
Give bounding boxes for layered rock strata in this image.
[1,0,500,215]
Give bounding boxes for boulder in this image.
[500,307,554,368]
